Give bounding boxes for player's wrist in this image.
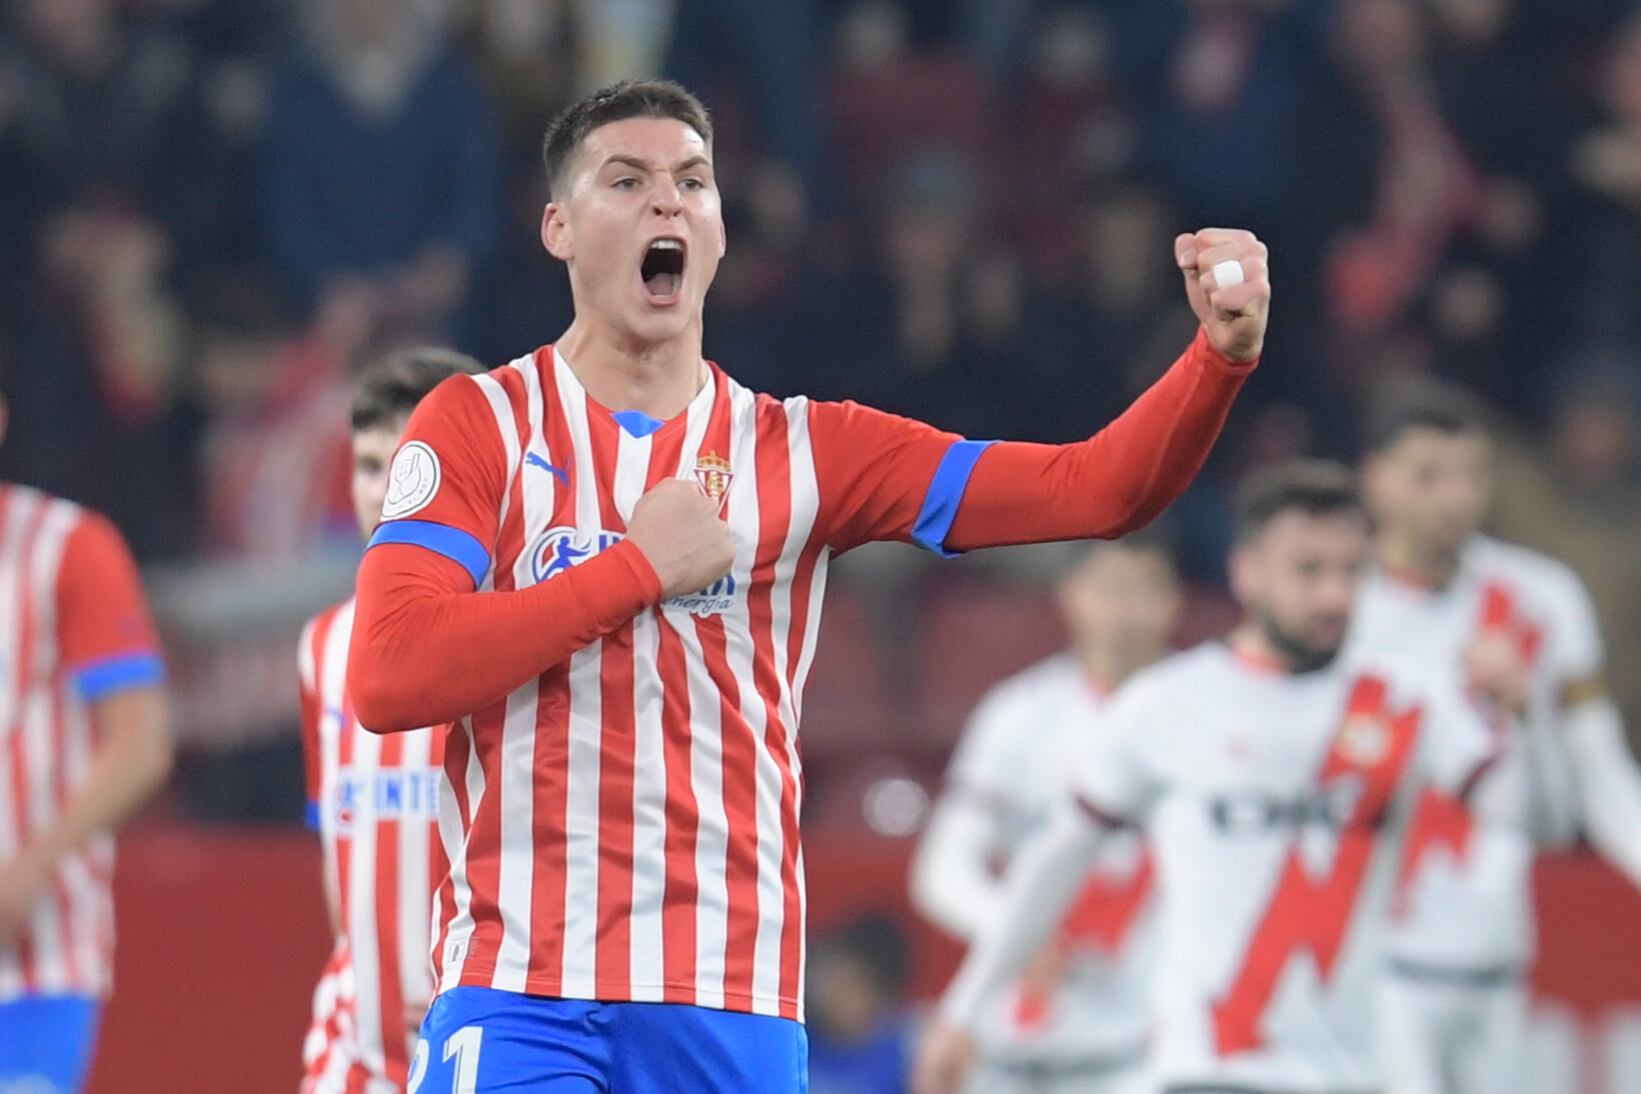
[1194,324,1261,370]
[600,537,666,605]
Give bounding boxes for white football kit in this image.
[941,641,1502,1094]
[1349,535,1616,1093]
[914,655,1155,1093]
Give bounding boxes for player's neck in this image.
[1228,624,1300,676]
[1375,533,1462,590]
[1074,644,1134,694]
[555,316,708,421]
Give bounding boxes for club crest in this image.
[693,452,733,513]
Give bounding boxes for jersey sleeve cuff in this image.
[1191,324,1260,374]
[304,800,322,831]
[572,538,664,621]
[912,440,998,557]
[367,520,492,588]
[74,651,165,703]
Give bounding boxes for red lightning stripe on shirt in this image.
[1393,581,1542,912]
[1210,676,1423,1056]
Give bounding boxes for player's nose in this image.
[650,177,684,216]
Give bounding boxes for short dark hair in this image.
[1363,381,1488,454]
[541,79,713,200]
[1234,460,1364,544]
[351,347,484,432]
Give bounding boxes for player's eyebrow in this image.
[600,154,655,173]
[673,155,711,174]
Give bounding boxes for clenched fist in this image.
[1175,228,1271,363]
[626,478,736,598]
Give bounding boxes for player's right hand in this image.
[912,1018,975,1094]
[627,478,736,598]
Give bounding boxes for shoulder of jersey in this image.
[977,653,1083,705]
[1113,643,1228,701]
[1469,534,1586,600]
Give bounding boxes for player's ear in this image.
[542,202,573,262]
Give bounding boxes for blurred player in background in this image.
[916,462,1511,1094]
[1356,386,1641,1094]
[345,78,1268,1091]
[910,535,1179,1094]
[0,388,172,1092]
[299,348,484,1092]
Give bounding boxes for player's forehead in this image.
[573,117,712,178]
[1389,425,1491,467]
[1260,509,1368,555]
[352,419,407,457]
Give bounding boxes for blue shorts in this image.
[409,987,808,1093]
[0,994,101,1093]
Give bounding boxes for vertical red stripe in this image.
[589,410,637,993]
[644,422,699,1003]
[465,368,532,986]
[746,401,806,1017]
[524,363,578,995]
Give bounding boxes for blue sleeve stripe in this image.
[75,652,165,702]
[304,801,322,831]
[367,520,490,587]
[911,439,998,558]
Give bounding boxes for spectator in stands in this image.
[807,915,916,1094]
[265,0,503,332]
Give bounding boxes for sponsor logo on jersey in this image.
[331,766,442,836]
[693,451,733,513]
[382,441,441,520]
[527,525,739,616]
[1209,778,1366,835]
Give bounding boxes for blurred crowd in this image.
[6,0,1641,742]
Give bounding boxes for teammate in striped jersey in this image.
[910,537,1179,1093]
[0,394,172,1093]
[1354,387,1641,1094]
[300,349,484,1093]
[346,80,1270,1092]
[915,463,1511,1094]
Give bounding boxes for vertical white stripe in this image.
[346,722,387,1073]
[614,424,668,999]
[491,356,551,992]
[437,718,484,993]
[0,490,38,999]
[398,729,437,1009]
[555,349,604,997]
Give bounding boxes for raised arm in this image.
[811,230,1268,557]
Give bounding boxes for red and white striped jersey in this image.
[0,486,163,1003]
[370,346,978,1019]
[299,599,444,1088]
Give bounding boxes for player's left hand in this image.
[0,853,50,947]
[1175,228,1270,363]
[912,1018,975,1094]
[1465,630,1531,716]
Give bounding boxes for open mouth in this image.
[641,238,686,301]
